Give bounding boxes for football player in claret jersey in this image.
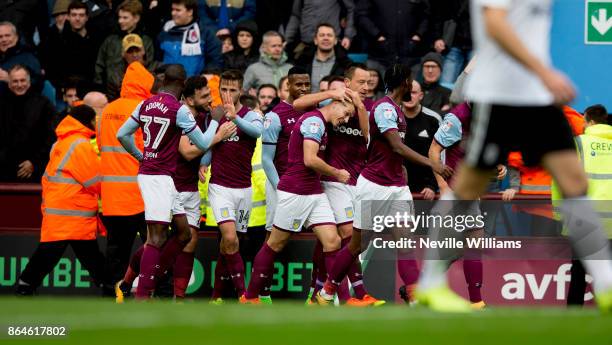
[202,69,264,300]
[315,63,453,305]
[116,64,222,299]
[258,66,311,302]
[293,63,384,306]
[172,76,236,299]
[241,98,357,304]
[417,0,612,313]
[113,76,235,301]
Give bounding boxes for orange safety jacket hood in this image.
[41,115,101,242]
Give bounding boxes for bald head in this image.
[83,92,108,116]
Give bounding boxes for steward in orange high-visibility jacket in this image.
[16,106,106,295]
[97,62,154,289]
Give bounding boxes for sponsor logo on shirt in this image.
[333,125,363,137]
[224,133,240,142]
[418,130,429,138]
[287,118,296,124]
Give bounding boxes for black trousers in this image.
[100,212,147,287]
[19,240,105,288]
[567,259,587,306]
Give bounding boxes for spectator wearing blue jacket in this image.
[158,0,222,77]
[199,0,256,38]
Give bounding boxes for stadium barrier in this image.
[0,183,595,305]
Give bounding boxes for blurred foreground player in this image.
[116,64,221,299]
[416,0,612,312]
[16,105,105,295]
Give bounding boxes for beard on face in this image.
[194,103,208,113]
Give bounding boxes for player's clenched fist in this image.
[334,169,351,184]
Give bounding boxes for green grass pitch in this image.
[0,298,610,345]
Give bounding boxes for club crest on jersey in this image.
[221,207,230,218]
[292,219,302,230]
[383,108,394,119]
[263,117,272,129]
[345,207,354,219]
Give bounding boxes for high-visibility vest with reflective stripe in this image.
[201,138,267,227]
[41,116,101,242]
[575,125,612,236]
[97,62,152,216]
[97,98,145,216]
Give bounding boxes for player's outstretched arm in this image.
[293,88,347,111]
[262,145,279,188]
[180,121,237,161]
[303,140,349,183]
[177,105,220,151]
[347,88,369,141]
[200,150,212,167]
[429,139,450,193]
[233,110,263,138]
[262,111,281,188]
[117,114,143,162]
[300,116,349,183]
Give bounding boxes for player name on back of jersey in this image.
[144,101,169,114]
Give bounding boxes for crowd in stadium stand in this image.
[0,0,472,183]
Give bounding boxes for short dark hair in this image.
[584,104,609,124]
[68,0,88,14]
[171,0,197,15]
[71,104,96,128]
[240,94,258,110]
[258,83,277,94]
[183,75,208,98]
[320,75,333,84]
[220,69,244,87]
[327,75,345,85]
[288,66,309,77]
[344,63,368,79]
[117,0,143,16]
[384,63,412,91]
[315,22,336,36]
